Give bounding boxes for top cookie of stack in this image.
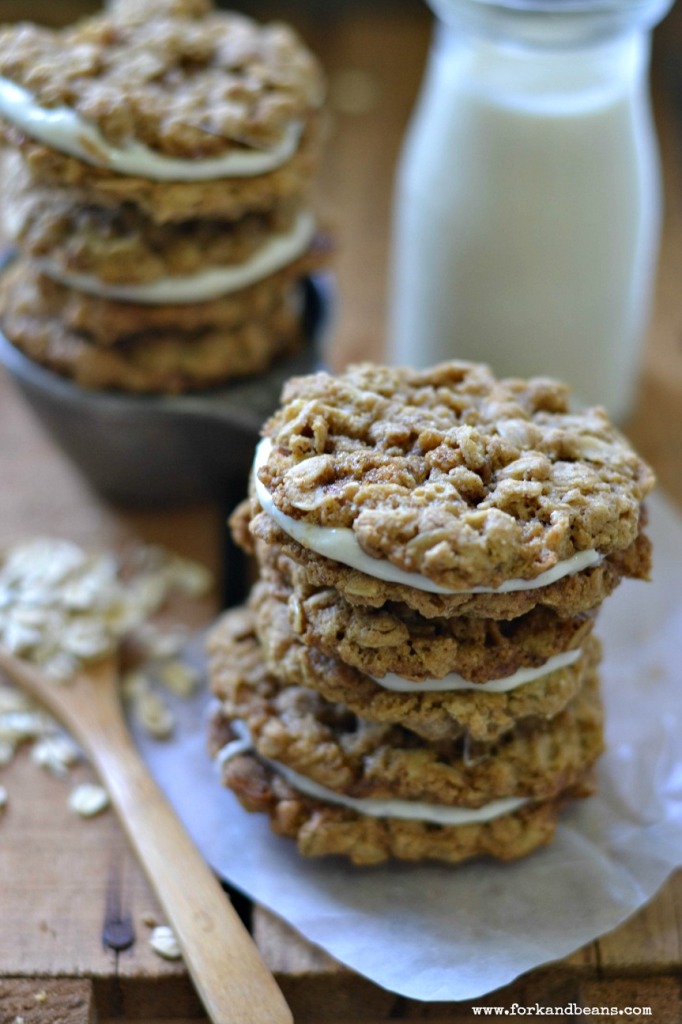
[0,0,326,393]
[246,361,653,620]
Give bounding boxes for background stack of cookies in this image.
[209,361,654,866]
[0,0,326,394]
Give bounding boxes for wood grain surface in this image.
[0,3,681,1022]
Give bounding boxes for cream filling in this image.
[370,647,583,694]
[217,723,528,825]
[0,76,303,180]
[36,211,316,305]
[254,439,602,594]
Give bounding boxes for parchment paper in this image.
[132,490,682,1002]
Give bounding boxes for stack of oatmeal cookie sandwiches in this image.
[209,360,655,866]
[0,0,326,393]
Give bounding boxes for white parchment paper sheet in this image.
[133,490,682,1002]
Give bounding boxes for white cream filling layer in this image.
[254,439,602,595]
[217,722,529,825]
[36,211,316,305]
[370,647,583,694]
[0,76,303,180]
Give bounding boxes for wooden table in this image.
[1,4,682,1022]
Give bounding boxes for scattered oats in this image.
[150,925,182,960]
[141,911,158,928]
[0,537,212,818]
[31,734,81,777]
[13,1015,24,1023]
[167,557,212,598]
[121,668,151,701]
[137,623,188,660]
[0,738,15,766]
[0,784,8,810]
[0,710,53,743]
[104,598,144,638]
[158,660,199,698]
[134,689,175,740]
[0,686,32,714]
[129,544,167,574]
[1,538,85,589]
[2,620,42,655]
[13,585,56,608]
[128,574,168,618]
[68,782,109,818]
[0,537,213,685]
[9,606,49,629]
[41,651,79,684]
[62,619,113,660]
[61,559,116,610]
[60,578,101,612]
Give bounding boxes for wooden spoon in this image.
[0,647,293,1024]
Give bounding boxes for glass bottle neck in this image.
[427,0,674,50]
[430,21,650,109]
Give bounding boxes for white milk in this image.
[388,24,662,422]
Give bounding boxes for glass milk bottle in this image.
[388,0,673,422]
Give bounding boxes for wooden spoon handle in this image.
[91,730,292,1024]
[0,649,292,1024]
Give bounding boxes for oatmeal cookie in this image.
[0,0,325,224]
[208,608,601,865]
[237,500,651,621]
[256,362,654,591]
[1,155,305,284]
[0,3,323,155]
[5,120,324,225]
[250,580,602,742]
[210,609,604,806]
[216,748,593,865]
[267,566,595,683]
[0,247,324,348]
[1,276,302,393]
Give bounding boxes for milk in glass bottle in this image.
[388,0,673,422]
